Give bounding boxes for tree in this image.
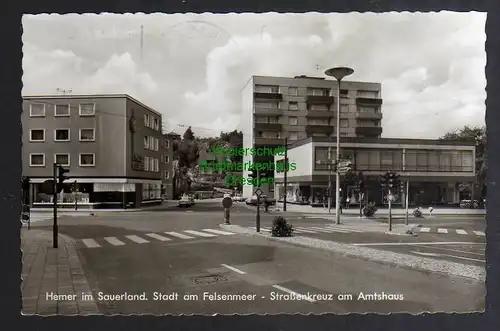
[440,125,486,197]
[183,126,195,141]
[219,130,243,163]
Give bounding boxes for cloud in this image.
[22,12,486,138]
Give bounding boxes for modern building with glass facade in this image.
[274,137,476,207]
[22,94,164,209]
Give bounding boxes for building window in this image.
[30,154,45,167]
[307,88,329,96]
[155,138,159,151]
[288,87,298,95]
[358,106,378,113]
[310,104,328,111]
[340,119,349,128]
[164,155,169,163]
[54,104,70,117]
[255,85,279,93]
[144,136,149,149]
[289,117,298,125]
[164,171,169,179]
[30,129,45,142]
[155,158,160,172]
[289,132,298,141]
[357,90,379,98]
[144,156,150,171]
[339,133,349,137]
[54,153,70,166]
[153,118,159,130]
[165,139,170,148]
[340,104,349,113]
[255,101,279,109]
[288,102,299,110]
[29,104,45,117]
[54,129,70,141]
[79,103,95,116]
[79,153,95,167]
[150,158,155,172]
[144,114,150,128]
[340,89,349,98]
[308,119,329,125]
[261,131,280,139]
[79,128,95,141]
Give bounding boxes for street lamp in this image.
[325,66,354,224]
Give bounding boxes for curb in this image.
[220,224,485,282]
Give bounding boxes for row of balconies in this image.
[253,91,383,106]
[253,123,382,136]
[254,107,383,120]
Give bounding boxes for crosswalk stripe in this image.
[321,228,352,233]
[81,238,101,248]
[437,228,448,234]
[184,230,217,237]
[456,229,467,235]
[310,227,339,233]
[125,235,149,243]
[165,232,194,239]
[419,227,431,232]
[202,229,235,235]
[326,226,363,233]
[473,231,485,236]
[104,237,125,246]
[145,233,172,241]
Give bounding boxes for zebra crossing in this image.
[246,224,365,234]
[418,227,485,236]
[79,228,236,248]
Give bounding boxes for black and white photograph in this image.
[21,12,486,315]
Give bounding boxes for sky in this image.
[22,12,486,139]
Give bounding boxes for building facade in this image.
[274,137,476,207]
[22,94,164,209]
[161,132,180,199]
[241,75,383,198]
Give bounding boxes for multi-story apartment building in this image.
[161,132,180,199]
[241,75,383,198]
[22,94,164,209]
[274,137,477,207]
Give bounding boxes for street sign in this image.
[254,188,263,196]
[387,194,394,202]
[222,197,233,208]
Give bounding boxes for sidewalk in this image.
[275,203,486,216]
[30,200,178,213]
[21,229,99,315]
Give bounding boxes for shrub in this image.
[413,208,423,218]
[271,216,294,237]
[362,203,378,217]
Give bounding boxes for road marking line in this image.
[473,231,485,236]
[184,230,217,237]
[145,233,172,241]
[104,237,125,246]
[125,235,149,243]
[417,245,485,256]
[309,227,338,233]
[202,229,235,235]
[419,227,431,232]
[81,238,101,248]
[165,232,194,239]
[437,228,448,234]
[410,251,485,263]
[456,229,467,235]
[352,241,484,246]
[294,227,318,233]
[272,285,316,303]
[221,264,246,274]
[326,226,364,233]
[310,226,350,233]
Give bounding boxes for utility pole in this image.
[283,137,288,212]
[327,146,332,214]
[405,180,410,225]
[52,163,58,248]
[256,168,260,233]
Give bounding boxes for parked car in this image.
[459,199,479,209]
[245,195,276,206]
[223,193,232,199]
[178,194,195,207]
[232,194,244,202]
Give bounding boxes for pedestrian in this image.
[264,196,269,213]
[428,205,433,217]
[346,196,351,209]
[339,197,343,214]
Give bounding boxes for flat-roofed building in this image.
[274,137,476,207]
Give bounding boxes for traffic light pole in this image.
[283,138,288,212]
[52,163,58,248]
[327,147,332,214]
[256,168,260,233]
[388,188,392,232]
[405,180,410,225]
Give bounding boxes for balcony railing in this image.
[254,91,283,100]
[306,110,335,118]
[355,126,382,136]
[356,97,383,106]
[306,125,334,134]
[306,95,335,105]
[355,112,383,120]
[254,123,282,131]
[254,107,283,116]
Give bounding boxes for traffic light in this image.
[345,161,352,172]
[387,172,395,188]
[379,172,388,187]
[57,166,70,192]
[400,180,405,193]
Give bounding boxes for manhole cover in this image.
[192,274,227,285]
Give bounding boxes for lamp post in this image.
[325,66,354,224]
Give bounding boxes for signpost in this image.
[387,193,394,231]
[254,187,263,232]
[222,196,233,224]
